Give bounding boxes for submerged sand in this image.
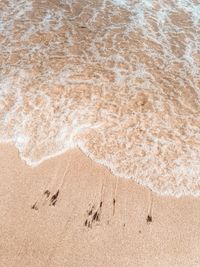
[0,143,200,267]
[1,0,200,196]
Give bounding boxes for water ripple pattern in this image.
[0,0,200,196]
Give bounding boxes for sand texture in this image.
[0,143,200,267]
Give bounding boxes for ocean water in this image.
[0,0,200,196]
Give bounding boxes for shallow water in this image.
[0,0,200,196]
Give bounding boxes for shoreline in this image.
[2,140,198,198]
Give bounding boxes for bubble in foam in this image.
[0,0,200,196]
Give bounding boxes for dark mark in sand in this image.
[92,211,98,221]
[44,190,50,198]
[50,190,60,206]
[31,202,38,210]
[88,209,93,216]
[146,215,152,223]
[84,201,103,227]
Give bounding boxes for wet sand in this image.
[1,0,200,196]
[0,143,200,267]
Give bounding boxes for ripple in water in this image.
[0,0,200,196]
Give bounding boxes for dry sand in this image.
[0,143,200,267]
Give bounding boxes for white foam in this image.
[1,0,200,197]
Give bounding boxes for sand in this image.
[0,143,200,267]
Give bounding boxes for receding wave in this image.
[0,0,200,196]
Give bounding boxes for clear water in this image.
[0,0,200,196]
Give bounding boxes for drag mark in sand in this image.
[49,190,60,206]
[112,176,119,216]
[146,190,153,223]
[31,189,60,210]
[31,160,71,210]
[84,201,103,228]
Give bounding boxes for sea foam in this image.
[0,0,200,196]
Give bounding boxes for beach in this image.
[1,0,200,265]
[1,143,200,267]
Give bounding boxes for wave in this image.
[0,0,200,196]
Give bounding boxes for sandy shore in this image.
[0,143,200,267]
